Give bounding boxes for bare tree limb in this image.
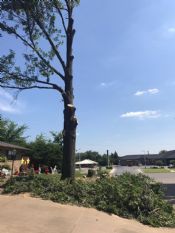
[32,14,66,72]
[25,13,65,81]
[0,84,54,90]
[65,0,70,11]
[0,22,65,81]
[64,0,73,18]
[0,68,66,96]
[54,4,67,34]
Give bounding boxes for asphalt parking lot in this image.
[112,166,175,204]
[112,166,175,183]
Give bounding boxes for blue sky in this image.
[1,0,175,155]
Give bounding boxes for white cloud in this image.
[0,102,19,113]
[134,88,159,96]
[0,88,24,114]
[99,81,116,88]
[168,27,175,33]
[100,82,107,87]
[121,110,161,119]
[147,88,159,94]
[134,91,146,96]
[0,89,13,101]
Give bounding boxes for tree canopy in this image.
[0,114,27,145]
[76,150,119,166]
[28,133,63,170]
[0,0,80,179]
[0,0,78,92]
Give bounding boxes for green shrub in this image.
[0,164,11,170]
[3,176,33,194]
[0,156,6,162]
[97,169,109,178]
[2,173,175,227]
[75,170,84,178]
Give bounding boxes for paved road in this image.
[0,194,174,233]
[110,166,143,176]
[111,166,175,183]
[110,166,175,204]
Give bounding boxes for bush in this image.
[2,173,175,227]
[0,156,6,162]
[3,176,33,194]
[97,169,110,178]
[0,164,11,170]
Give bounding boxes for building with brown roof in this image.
[0,141,29,172]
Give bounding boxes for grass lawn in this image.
[143,168,175,173]
[75,170,85,178]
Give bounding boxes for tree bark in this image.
[61,8,77,179]
[62,104,77,179]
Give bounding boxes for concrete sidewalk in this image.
[0,194,174,233]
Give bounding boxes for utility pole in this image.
[142,150,146,168]
[107,150,109,167]
[146,150,149,168]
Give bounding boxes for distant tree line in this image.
[0,115,119,170]
[0,114,27,146]
[76,150,119,166]
[0,115,63,170]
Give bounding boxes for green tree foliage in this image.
[0,115,27,145]
[110,151,119,165]
[28,134,63,170]
[76,150,119,166]
[77,151,100,162]
[0,156,6,162]
[159,150,167,154]
[76,150,106,166]
[50,131,63,147]
[0,0,80,179]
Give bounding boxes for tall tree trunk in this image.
[62,103,77,179]
[61,9,77,179]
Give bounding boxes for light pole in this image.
[147,150,149,167]
[107,150,109,167]
[142,150,146,168]
[144,154,146,168]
